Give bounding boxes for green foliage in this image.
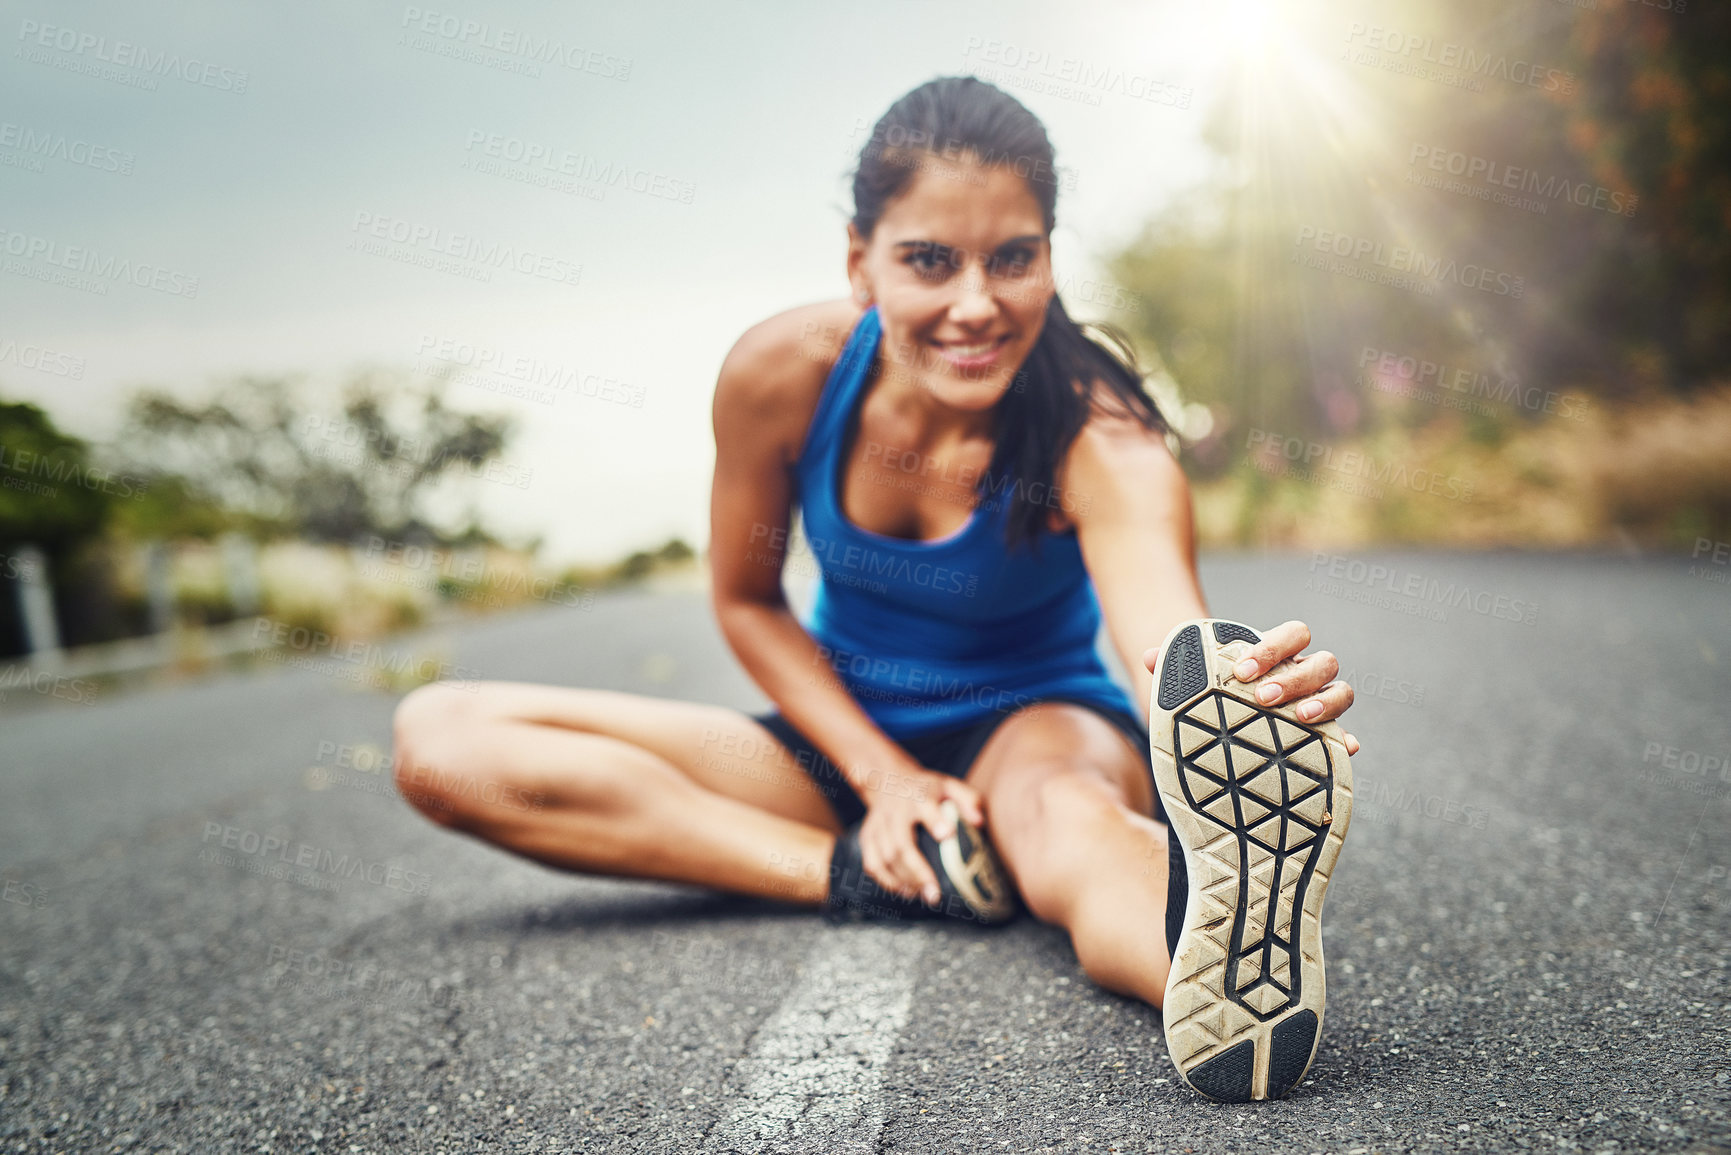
[105,473,240,541]
[113,372,515,544]
[618,551,656,581]
[557,536,694,590]
[655,538,695,563]
[0,400,111,548]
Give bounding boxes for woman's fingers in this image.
[1140,618,1360,752]
[878,842,923,899]
[862,827,911,896]
[856,768,978,905]
[920,798,957,840]
[864,817,942,903]
[1231,619,1311,683]
[859,842,898,896]
[1292,678,1355,724]
[910,799,955,903]
[941,779,985,827]
[891,810,942,904]
[1142,620,1316,681]
[1252,650,1341,707]
[900,839,942,905]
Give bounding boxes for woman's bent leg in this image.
[965,702,1173,1007]
[391,681,842,904]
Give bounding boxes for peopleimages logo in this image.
[398,7,632,80]
[1307,553,1539,626]
[462,130,694,204]
[0,445,148,497]
[200,822,433,895]
[0,228,200,297]
[1293,226,1525,298]
[1360,782,1488,829]
[1691,538,1731,587]
[960,37,1193,110]
[0,337,86,379]
[1407,144,1637,218]
[1341,22,1577,95]
[747,524,981,597]
[1641,741,1729,783]
[0,122,134,175]
[347,211,582,287]
[415,335,646,408]
[15,19,251,92]
[1247,429,1475,503]
[1358,345,1589,423]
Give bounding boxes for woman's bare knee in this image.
[987,765,1117,918]
[991,761,1120,838]
[391,684,687,832]
[391,681,503,826]
[394,679,484,740]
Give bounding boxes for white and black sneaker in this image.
[823,800,1019,926]
[1149,619,1354,1102]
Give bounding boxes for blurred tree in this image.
[114,371,515,544]
[0,399,131,653]
[1105,0,1731,459]
[655,538,695,563]
[0,400,111,548]
[1555,3,1731,394]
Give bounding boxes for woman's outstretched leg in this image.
[965,702,1173,1007]
[391,681,842,904]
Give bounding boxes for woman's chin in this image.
[919,373,1016,408]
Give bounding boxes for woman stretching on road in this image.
[392,76,1361,1103]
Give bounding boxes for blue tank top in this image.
[792,305,1136,738]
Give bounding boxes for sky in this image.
[1,0,1251,564]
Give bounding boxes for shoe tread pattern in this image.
[1154,619,1353,1101]
[1186,1038,1256,1104]
[1212,621,1261,646]
[1157,624,1206,711]
[1174,691,1332,1020]
[1266,1009,1320,1099]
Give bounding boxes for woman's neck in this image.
[866,352,999,448]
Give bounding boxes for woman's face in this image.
[847,155,1054,416]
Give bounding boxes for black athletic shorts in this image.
[749,695,1165,829]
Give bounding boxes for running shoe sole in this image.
[1149,619,1354,1102]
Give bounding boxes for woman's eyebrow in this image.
[891,235,1044,252]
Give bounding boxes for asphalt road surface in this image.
[2,552,1728,1154]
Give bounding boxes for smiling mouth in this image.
[934,334,1010,375]
[934,332,1010,354]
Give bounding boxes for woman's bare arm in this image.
[1062,411,1360,751]
[699,309,976,900]
[1061,415,1210,712]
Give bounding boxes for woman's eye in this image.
[905,244,956,278]
[988,249,1033,277]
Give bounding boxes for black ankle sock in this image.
[1165,828,1189,959]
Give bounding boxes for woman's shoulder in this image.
[712,298,866,464]
[1046,380,1182,532]
[717,299,864,403]
[1059,368,1173,454]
